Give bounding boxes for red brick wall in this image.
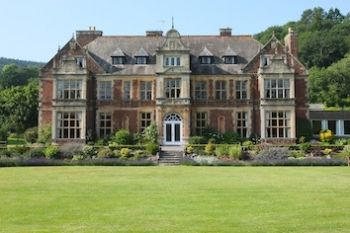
[113,110,138,133]
[41,110,52,125]
[209,109,233,132]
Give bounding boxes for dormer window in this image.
[222,46,237,64]
[262,56,270,67]
[223,56,237,64]
[136,56,147,64]
[199,46,214,64]
[135,47,149,65]
[165,56,181,66]
[112,56,124,65]
[200,56,212,64]
[75,57,86,68]
[111,48,125,65]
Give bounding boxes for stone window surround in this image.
[260,106,295,139]
[258,74,295,100]
[52,108,86,140]
[53,77,87,100]
[165,78,181,99]
[164,56,181,66]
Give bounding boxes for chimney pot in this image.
[220,27,232,36]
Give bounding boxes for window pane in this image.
[328,120,336,134]
[312,120,321,134]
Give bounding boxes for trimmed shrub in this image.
[290,150,305,158]
[335,138,347,146]
[37,124,52,144]
[228,145,242,159]
[256,147,290,161]
[189,136,206,144]
[133,150,145,159]
[143,123,158,143]
[82,145,97,159]
[145,143,159,155]
[222,131,241,144]
[242,140,254,150]
[44,145,60,159]
[299,142,311,152]
[59,143,84,159]
[97,147,114,159]
[23,147,45,158]
[203,127,222,143]
[186,145,194,154]
[120,148,131,158]
[320,129,334,143]
[114,129,133,145]
[215,144,229,157]
[204,142,215,156]
[24,127,38,143]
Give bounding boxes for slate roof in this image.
[199,46,214,56]
[85,31,261,75]
[111,47,125,56]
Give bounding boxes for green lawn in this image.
[0,167,349,233]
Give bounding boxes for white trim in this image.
[163,113,183,145]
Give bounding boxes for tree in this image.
[0,64,39,89]
[309,54,350,107]
[0,79,39,133]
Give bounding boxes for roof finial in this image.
[272,30,275,37]
[172,16,174,29]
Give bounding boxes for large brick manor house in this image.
[39,26,308,145]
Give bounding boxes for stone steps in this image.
[158,148,184,165]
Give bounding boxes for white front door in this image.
[163,113,182,145]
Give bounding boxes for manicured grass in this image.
[0,167,349,233]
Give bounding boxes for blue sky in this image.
[1,0,349,62]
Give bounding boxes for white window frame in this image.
[140,112,152,132]
[195,112,207,135]
[165,78,181,99]
[236,112,248,138]
[165,56,181,66]
[98,81,112,100]
[99,112,112,138]
[56,112,82,139]
[123,81,132,100]
[57,80,82,100]
[140,81,152,101]
[136,56,147,64]
[236,80,247,100]
[215,80,227,100]
[200,56,212,64]
[264,79,290,99]
[112,56,124,65]
[265,111,291,138]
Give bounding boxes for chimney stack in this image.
[220,27,232,36]
[284,27,298,57]
[146,30,163,37]
[76,27,103,46]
